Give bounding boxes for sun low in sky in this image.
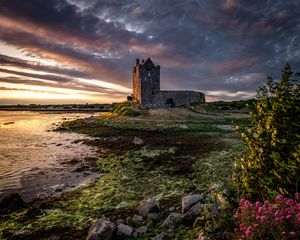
[0,0,299,104]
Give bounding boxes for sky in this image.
[0,0,299,104]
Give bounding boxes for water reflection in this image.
[0,111,99,201]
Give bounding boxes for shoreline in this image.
[0,109,248,239]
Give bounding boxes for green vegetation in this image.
[0,109,246,239]
[188,99,256,115]
[112,101,142,117]
[233,64,300,199]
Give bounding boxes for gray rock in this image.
[135,226,147,236]
[183,202,202,222]
[86,219,115,240]
[133,137,144,145]
[152,233,165,240]
[0,192,26,214]
[136,198,160,217]
[162,212,183,228]
[132,214,143,224]
[117,224,133,237]
[181,194,202,214]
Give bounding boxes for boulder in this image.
[162,212,183,228]
[117,223,133,237]
[133,137,144,145]
[183,202,202,223]
[136,198,160,218]
[0,192,26,214]
[181,194,202,214]
[86,219,115,240]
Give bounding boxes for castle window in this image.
[148,72,151,77]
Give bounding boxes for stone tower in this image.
[132,58,160,108]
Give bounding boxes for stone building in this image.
[132,58,205,108]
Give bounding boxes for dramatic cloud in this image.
[0,0,299,103]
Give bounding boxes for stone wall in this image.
[138,90,204,109]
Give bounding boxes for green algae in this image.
[0,113,246,239]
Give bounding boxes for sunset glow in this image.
[0,0,299,104]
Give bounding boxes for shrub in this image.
[233,64,300,198]
[229,193,300,239]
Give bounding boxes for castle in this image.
[132,58,205,109]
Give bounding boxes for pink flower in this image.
[295,192,300,200]
[275,194,284,202]
[275,210,281,217]
[260,216,267,222]
[281,231,286,235]
[264,200,270,206]
[254,224,259,228]
[289,232,296,237]
[245,200,253,207]
[258,206,264,213]
[245,227,252,236]
[286,214,292,220]
[255,201,261,207]
[239,223,244,230]
[286,199,294,205]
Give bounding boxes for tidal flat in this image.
[0,108,250,239]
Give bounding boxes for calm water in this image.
[0,111,99,201]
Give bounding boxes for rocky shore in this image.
[0,109,248,239]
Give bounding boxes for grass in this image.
[0,110,248,239]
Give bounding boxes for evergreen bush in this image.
[233,64,300,199]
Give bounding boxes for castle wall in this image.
[152,91,204,108]
[139,90,204,108]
